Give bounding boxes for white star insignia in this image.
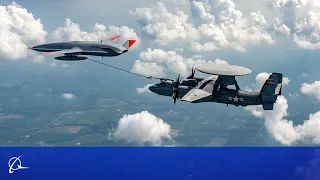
[233,96,240,103]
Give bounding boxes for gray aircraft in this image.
[148,64,283,110]
[28,35,136,61]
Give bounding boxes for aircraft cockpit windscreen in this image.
[156,81,166,87]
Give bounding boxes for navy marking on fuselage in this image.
[243,97,257,103]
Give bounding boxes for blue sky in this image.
[1,0,320,146]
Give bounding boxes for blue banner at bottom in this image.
[0,147,319,180]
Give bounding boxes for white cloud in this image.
[293,11,320,50]
[110,111,172,146]
[190,0,215,23]
[0,2,47,60]
[131,1,275,52]
[273,18,291,37]
[130,2,199,45]
[195,9,275,52]
[301,81,320,101]
[138,48,228,76]
[130,0,320,51]
[264,0,320,50]
[131,60,166,77]
[137,84,153,94]
[246,73,320,145]
[52,18,140,48]
[62,93,75,100]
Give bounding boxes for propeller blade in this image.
[109,35,121,41]
[187,66,196,79]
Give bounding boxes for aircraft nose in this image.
[122,50,128,53]
[148,85,157,93]
[28,44,42,51]
[28,45,37,50]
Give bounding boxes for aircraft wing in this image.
[40,47,107,55]
[181,88,212,103]
[40,47,84,55]
[181,75,216,103]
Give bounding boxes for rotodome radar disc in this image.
[195,64,252,76]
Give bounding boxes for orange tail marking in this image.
[109,35,121,41]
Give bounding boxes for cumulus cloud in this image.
[62,93,75,100]
[131,1,275,52]
[301,81,320,101]
[130,0,320,51]
[131,60,166,77]
[130,2,199,45]
[195,9,275,52]
[110,111,172,146]
[264,0,320,49]
[137,84,153,94]
[273,18,291,37]
[0,2,47,60]
[246,73,320,145]
[136,48,228,76]
[52,18,140,48]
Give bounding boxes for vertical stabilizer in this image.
[260,73,283,110]
[122,40,136,49]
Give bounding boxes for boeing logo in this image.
[8,156,30,174]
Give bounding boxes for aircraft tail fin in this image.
[122,40,136,49]
[260,73,283,110]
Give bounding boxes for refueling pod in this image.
[54,56,88,61]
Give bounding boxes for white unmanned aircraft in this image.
[28,35,136,61]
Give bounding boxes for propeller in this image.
[172,73,181,104]
[187,66,196,79]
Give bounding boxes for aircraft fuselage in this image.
[194,89,263,107]
[31,41,127,57]
[149,84,265,107]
